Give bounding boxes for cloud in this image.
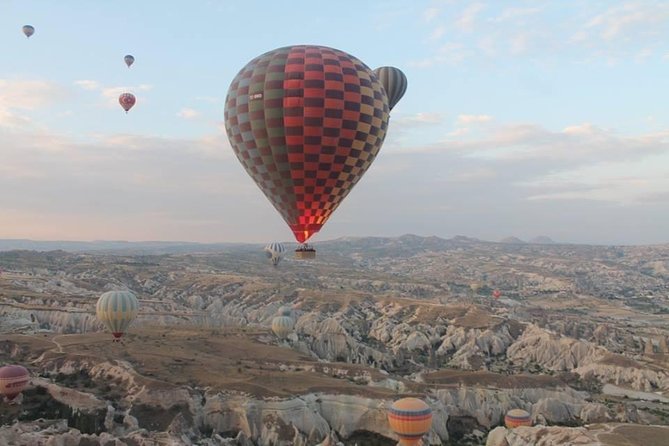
[0,79,69,128]
[0,80,68,111]
[509,32,529,55]
[456,3,485,31]
[177,108,200,119]
[74,80,101,91]
[423,7,440,22]
[398,120,669,184]
[447,114,493,137]
[446,167,497,182]
[429,25,446,40]
[456,114,493,125]
[416,2,668,65]
[489,7,542,23]
[394,112,442,126]
[74,80,153,107]
[410,42,468,67]
[584,1,669,41]
[0,123,254,242]
[522,162,669,205]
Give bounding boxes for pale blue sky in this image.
[1,1,667,244]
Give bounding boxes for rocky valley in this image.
[0,235,668,445]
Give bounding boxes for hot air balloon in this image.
[492,289,501,300]
[124,54,135,68]
[224,45,390,256]
[22,25,34,38]
[271,315,294,339]
[277,305,295,319]
[119,93,136,113]
[373,66,407,111]
[264,242,286,266]
[96,290,139,341]
[504,409,532,428]
[0,365,30,402]
[387,397,433,446]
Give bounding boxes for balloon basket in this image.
[294,244,316,260]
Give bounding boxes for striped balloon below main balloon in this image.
[271,315,294,339]
[96,290,139,341]
[0,365,30,401]
[387,397,433,446]
[504,409,532,428]
[264,242,286,266]
[277,305,294,319]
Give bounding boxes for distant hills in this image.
[0,234,560,255]
[529,236,556,244]
[0,239,254,255]
[499,236,556,245]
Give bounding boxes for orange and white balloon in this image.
[387,397,433,446]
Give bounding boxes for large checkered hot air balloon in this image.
[0,365,30,402]
[387,397,433,446]
[224,45,390,249]
[96,291,139,341]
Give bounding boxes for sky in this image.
[0,0,667,245]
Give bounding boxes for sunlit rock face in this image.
[485,424,669,446]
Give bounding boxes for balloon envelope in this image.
[0,365,30,401]
[504,409,532,428]
[264,242,286,266]
[124,55,135,68]
[277,305,294,318]
[224,45,390,243]
[22,25,34,38]
[271,315,294,339]
[373,66,407,111]
[492,289,501,299]
[119,93,136,113]
[96,291,139,339]
[387,398,433,446]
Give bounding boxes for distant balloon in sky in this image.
[264,242,286,266]
[124,54,135,68]
[504,409,532,428]
[22,25,35,38]
[271,315,294,339]
[96,290,139,341]
[0,365,30,402]
[387,397,433,446]
[373,66,407,111]
[119,93,136,113]
[224,45,390,245]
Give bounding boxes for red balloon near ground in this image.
[493,290,501,299]
[119,93,136,113]
[0,365,30,401]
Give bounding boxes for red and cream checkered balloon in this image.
[224,45,390,243]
